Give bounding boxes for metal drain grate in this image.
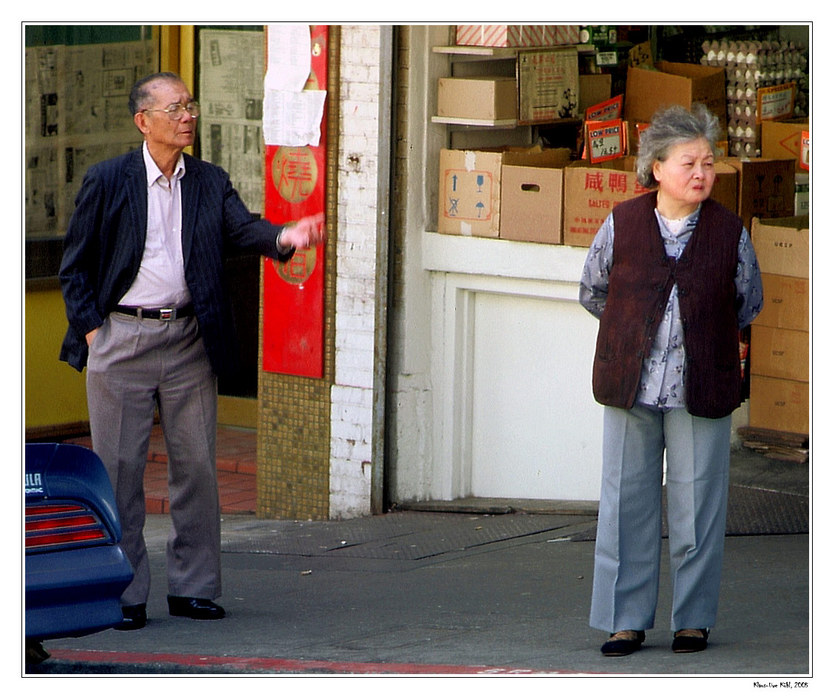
[723,484,808,536]
[566,484,809,542]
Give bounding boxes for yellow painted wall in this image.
[25,286,88,432]
[25,284,258,432]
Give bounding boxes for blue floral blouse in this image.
[579,205,763,410]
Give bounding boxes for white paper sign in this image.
[263,88,327,147]
[263,23,326,146]
[265,24,311,92]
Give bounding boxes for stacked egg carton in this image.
[701,39,808,157]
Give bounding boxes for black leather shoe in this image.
[167,595,225,620]
[114,604,147,631]
[601,630,646,656]
[672,628,709,653]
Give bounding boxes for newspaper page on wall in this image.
[198,28,266,214]
[24,39,157,238]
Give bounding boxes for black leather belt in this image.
[115,304,194,320]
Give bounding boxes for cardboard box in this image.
[438,77,518,121]
[624,120,649,156]
[761,120,809,172]
[625,61,727,132]
[517,47,579,123]
[562,158,647,247]
[439,149,503,237]
[755,274,809,332]
[561,157,738,247]
[749,375,809,435]
[542,25,581,46]
[751,216,809,279]
[438,148,571,237]
[723,158,797,232]
[750,325,809,382]
[709,161,739,214]
[500,150,572,244]
[579,74,612,114]
[456,25,580,48]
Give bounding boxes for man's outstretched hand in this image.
[279,213,326,250]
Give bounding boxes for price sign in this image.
[585,94,623,122]
[757,82,796,122]
[800,130,810,171]
[587,119,625,163]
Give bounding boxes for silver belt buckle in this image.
[159,307,175,321]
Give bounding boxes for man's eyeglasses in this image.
[142,101,201,120]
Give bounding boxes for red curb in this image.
[45,648,579,675]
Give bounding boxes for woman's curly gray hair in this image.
[635,104,721,188]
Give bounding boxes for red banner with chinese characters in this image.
[262,25,328,377]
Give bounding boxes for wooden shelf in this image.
[432,45,518,60]
[433,44,595,59]
[432,115,582,129]
[431,115,518,128]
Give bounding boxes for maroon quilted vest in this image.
[592,192,743,419]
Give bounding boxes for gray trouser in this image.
[589,404,731,633]
[86,312,221,606]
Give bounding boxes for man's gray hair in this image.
[635,104,721,188]
[128,72,184,115]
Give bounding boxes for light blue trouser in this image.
[589,404,731,633]
[86,312,221,606]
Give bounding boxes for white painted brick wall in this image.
[329,25,383,519]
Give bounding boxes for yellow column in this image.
[178,25,195,91]
[158,25,195,155]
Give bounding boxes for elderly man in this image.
[59,72,325,630]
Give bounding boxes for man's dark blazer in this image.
[59,147,294,378]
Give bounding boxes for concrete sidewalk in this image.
[27,448,811,677]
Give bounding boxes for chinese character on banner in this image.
[262,25,328,378]
[272,146,318,202]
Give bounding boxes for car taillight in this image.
[25,502,110,550]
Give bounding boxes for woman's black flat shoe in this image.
[601,630,646,656]
[672,628,709,653]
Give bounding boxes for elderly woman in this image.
[579,104,763,656]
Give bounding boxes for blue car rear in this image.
[25,443,134,643]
